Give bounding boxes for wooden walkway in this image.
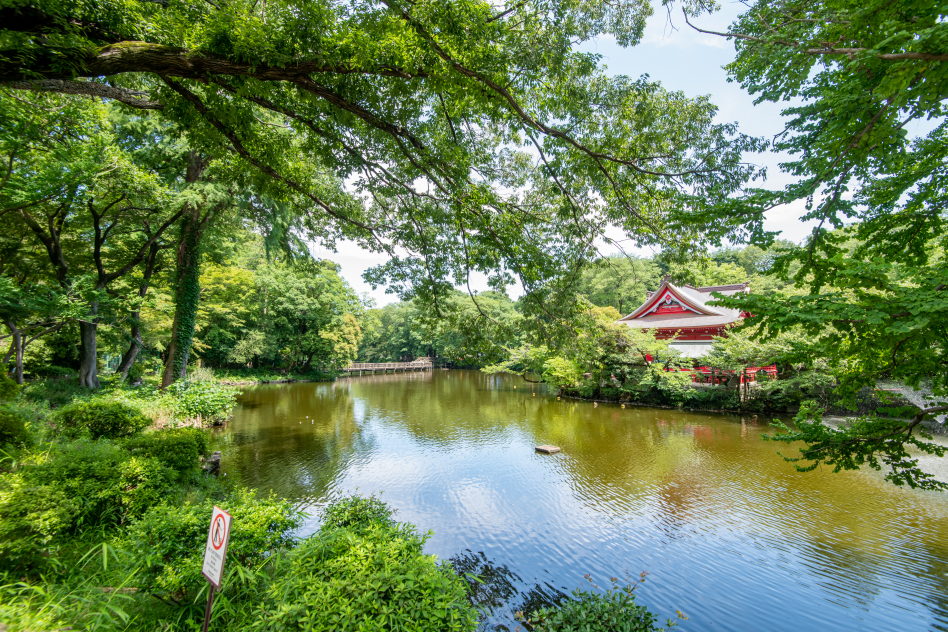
[343,358,433,375]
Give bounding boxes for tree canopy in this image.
[3,0,768,324]
[683,0,948,487]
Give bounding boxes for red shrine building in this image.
[617,279,776,383]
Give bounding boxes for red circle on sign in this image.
[211,514,227,550]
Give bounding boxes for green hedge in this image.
[126,488,301,601]
[0,473,79,568]
[0,374,19,402]
[124,428,209,478]
[56,401,151,439]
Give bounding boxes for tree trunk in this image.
[3,320,24,385]
[161,152,211,390]
[116,328,143,382]
[116,243,160,381]
[78,314,100,389]
[161,210,203,388]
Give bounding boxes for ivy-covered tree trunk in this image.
[78,305,100,389]
[161,152,211,389]
[161,206,203,389]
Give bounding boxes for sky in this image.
[318,2,814,307]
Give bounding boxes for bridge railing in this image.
[345,359,433,371]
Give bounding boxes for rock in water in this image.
[535,445,561,454]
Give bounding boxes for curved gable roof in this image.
[619,281,723,321]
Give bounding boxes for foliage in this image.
[487,304,696,402]
[0,92,185,389]
[126,488,302,600]
[249,498,478,632]
[575,256,661,315]
[6,0,770,359]
[24,439,156,527]
[125,361,145,382]
[541,357,587,391]
[252,260,364,370]
[482,344,554,381]
[358,301,435,363]
[684,0,948,483]
[0,405,30,448]
[765,401,948,491]
[665,260,747,289]
[30,365,78,379]
[211,367,337,383]
[0,374,18,402]
[321,494,396,533]
[20,377,86,409]
[55,401,151,440]
[518,574,684,632]
[0,474,79,568]
[116,456,176,521]
[123,428,209,480]
[0,574,137,632]
[168,380,239,425]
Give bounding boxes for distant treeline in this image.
[357,242,795,366]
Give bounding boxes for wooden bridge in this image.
[343,357,434,375]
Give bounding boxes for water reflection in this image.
[450,549,569,631]
[211,370,948,632]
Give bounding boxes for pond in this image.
[210,370,948,631]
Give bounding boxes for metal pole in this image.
[201,584,216,632]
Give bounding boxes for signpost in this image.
[201,506,232,632]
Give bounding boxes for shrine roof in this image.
[621,312,741,329]
[617,280,746,330]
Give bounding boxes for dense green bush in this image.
[520,582,681,632]
[27,439,127,525]
[15,436,183,535]
[124,428,209,478]
[126,361,145,381]
[170,380,239,424]
[0,405,30,447]
[0,474,79,568]
[249,498,478,632]
[116,456,175,521]
[321,494,395,532]
[0,374,19,402]
[56,401,150,439]
[127,488,301,600]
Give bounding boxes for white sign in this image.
[201,506,232,589]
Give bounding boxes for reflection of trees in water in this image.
[449,550,567,631]
[912,549,948,630]
[212,383,363,500]
[218,373,948,629]
[348,370,545,445]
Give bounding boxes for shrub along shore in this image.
[0,371,683,631]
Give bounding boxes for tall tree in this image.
[95,109,314,387]
[688,0,948,487]
[0,93,182,388]
[3,0,767,348]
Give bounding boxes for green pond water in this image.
[209,369,948,631]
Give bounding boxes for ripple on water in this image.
[214,372,948,632]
